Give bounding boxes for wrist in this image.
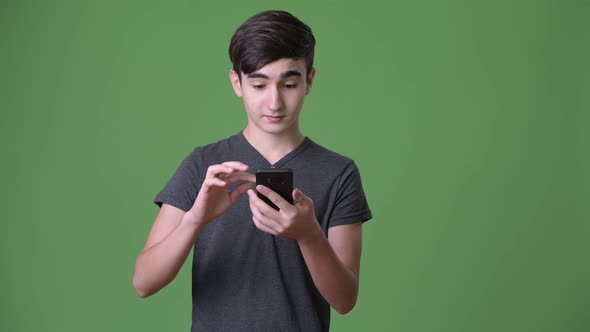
[181,210,208,229]
[297,221,324,246]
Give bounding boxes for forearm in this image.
[133,217,203,298]
[298,228,359,314]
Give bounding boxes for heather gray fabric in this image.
[154,132,372,332]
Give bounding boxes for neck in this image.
[242,127,305,165]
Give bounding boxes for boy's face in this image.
[230,58,315,137]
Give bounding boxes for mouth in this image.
[264,115,286,122]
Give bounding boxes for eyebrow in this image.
[246,70,302,80]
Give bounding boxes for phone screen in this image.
[256,168,293,210]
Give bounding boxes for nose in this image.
[267,86,283,112]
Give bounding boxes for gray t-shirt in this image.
[155,132,372,331]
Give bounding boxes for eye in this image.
[283,83,297,89]
[252,84,265,90]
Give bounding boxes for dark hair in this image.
[229,10,315,81]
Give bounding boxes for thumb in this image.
[230,181,252,202]
[292,188,305,204]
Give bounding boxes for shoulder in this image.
[192,134,238,154]
[167,134,241,181]
[186,133,241,163]
[305,138,356,172]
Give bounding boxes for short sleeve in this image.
[328,162,372,228]
[154,148,202,212]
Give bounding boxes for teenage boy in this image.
[133,10,372,331]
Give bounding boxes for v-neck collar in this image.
[237,131,312,168]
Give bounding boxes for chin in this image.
[256,121,291,133]
[248,116,299,136]
[263,127,289,135]
[263,124,295,136]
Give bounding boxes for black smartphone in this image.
[256,168,294,210]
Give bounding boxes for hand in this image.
[247,185,322,242]
[185,161,255,226]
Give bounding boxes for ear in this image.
[229,69,243,97]
[305,67,316,95]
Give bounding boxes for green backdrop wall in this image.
[1,0,588,331]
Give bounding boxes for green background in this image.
[1,0,588,331]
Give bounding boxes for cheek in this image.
[287,94,306,110]
[241,97,259,114]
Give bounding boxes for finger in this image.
[256,185,290,211]
[251,215,279,235]
[247,189,256,200]
[206,164,235,179]
[221,161,249,171]
[224,171,256,184]
[249,197,282,232]
[248,189,277,219]
[250,188,281,219]
[202,177,227,189]
[229,181,252,202]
